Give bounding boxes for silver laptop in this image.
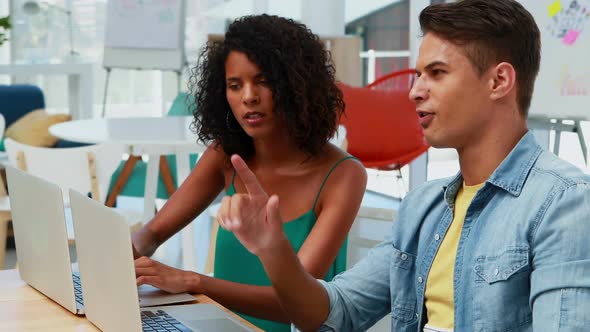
[6,166,195,316]
[6,166,84,314]
[69,189,255,332]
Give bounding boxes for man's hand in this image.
[135,256,201,294]
[217,155,286,256]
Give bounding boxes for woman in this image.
[132,14,367,331]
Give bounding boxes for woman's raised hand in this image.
[217,155,286,256]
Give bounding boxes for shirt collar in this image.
[442,131,543,204]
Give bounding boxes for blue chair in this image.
[0,85,45,127]
[0,85,45,151]
[106,93,198,201]
[0,84,89,150]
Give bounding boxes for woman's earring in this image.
[226,111,242,133]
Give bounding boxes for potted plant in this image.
[0,15,10,46]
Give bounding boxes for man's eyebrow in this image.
[416,61,448,74]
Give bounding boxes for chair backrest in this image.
[366,68,417,92]
[0,113,5,141]
[4,138,126,204]
[167,92,194,117]
[205,214,219,275]
[338,80,429,170]
[0,85,45,128]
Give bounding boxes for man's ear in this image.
[489,62,516,101]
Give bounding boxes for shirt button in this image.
[418,276,423,283]
[400,253,408,261]
[434,234,440,241]
[493,268,499,276]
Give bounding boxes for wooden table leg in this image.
[107,155,177,208]
[105,156,141,207]
[159,156,177,197]
[0,217,9,270]
[0,173,10,270]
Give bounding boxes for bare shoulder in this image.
[313,144,367,210]
[295,145,367,278]
[195,144,233,178]
[319,143,366,178]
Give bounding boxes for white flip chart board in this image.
[103,0,186,71]
[521,0,590,120]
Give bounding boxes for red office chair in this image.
[366,68,417,92]
[338,69,428,171]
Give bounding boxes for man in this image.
[217,0,590,331]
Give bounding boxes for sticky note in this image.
[562,29,581,45]
[549,0,562,17]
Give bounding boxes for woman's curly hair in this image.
[188,14,345,159]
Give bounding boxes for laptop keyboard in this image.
[72,273,84,306]
[141,309,192,332]
[70,273,191,331]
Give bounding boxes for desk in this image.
[0,63,94,120]
[50,116,207,271]
[0,269,262,331]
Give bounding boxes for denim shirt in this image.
[318,132,590,331]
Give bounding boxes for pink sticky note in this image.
[562,29,581,45]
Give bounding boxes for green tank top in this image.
[214,156,355,332]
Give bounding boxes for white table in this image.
[0,62,94,120]
[50,116,207,270]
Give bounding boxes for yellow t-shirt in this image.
[424,182,484,331]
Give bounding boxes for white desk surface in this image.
[49,116,202,146]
